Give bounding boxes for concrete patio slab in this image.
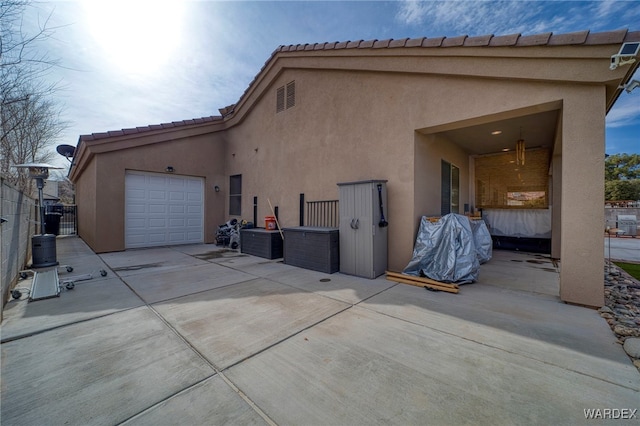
[207,252,276,268]
[99,246,209,277]
[1,276,143,342]
[268,268,397,304]
[169,243,246,260]
[120,262,256,304]
[360,282,640,389]
[226,306,639,425]
[3,237,638,425]
[477,250,559,296]
[153,278,350,369]
[53,235,101,259]
[1,307,215,426]
[222,258,298,278]
[122,375,268,426]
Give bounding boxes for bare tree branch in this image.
[1,0,68,193]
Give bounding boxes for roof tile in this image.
[548,30,589,45]
[78,29,638,146]
[373,39,392,48]
[442,35,467,47]
[516,32,553,46]
[405,37,426,47]
[359,39,377,48]
[422,37,444,47]
[489,33,521,47]
[464,34,493,47]
[585,29,628,45]
[389,38,409,48]
[624,30,640,42]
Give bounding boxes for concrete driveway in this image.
[2,236,638,425]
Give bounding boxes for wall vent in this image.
[286,81,296,109]
[276,80,296,113]
[276,86,285,113]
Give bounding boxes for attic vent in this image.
[276,80,296,113]
[286,81,295,109]
[276,86,285,113]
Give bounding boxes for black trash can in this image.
[32,234,58,268]
[45,213,62,235]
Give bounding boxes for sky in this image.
[19,0,640,171]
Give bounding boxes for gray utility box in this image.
[240,228,283,259]
[338,180,388,278]
[283,227,339,273]
[617,215,637,237]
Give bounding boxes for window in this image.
[441,160,459,215]
[475,148,549,208]
[276,80,295,113]
[229,174,242,216]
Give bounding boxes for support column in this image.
[559,94,605,307]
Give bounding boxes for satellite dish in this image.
[56,144,76,160]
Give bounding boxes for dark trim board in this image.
[491,236,551,254]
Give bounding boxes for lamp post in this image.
[13,163,63,268]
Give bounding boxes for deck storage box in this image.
[283,227,339,273]
[240,228,283,259]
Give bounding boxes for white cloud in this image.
[607,92,640,128]
[394,0,638,36]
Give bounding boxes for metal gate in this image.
[59,205,77,235]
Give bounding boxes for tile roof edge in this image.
[79,115,223,142]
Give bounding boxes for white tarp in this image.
[482,208,551,238]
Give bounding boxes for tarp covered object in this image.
[403,214,492,284]
[469,218,493,264]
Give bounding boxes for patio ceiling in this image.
[440,110,559,156]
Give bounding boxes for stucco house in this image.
[69,29,640,308]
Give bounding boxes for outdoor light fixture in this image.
[166,166,174,173]
[515,128,525,166]
[491,130,502,135]
[610,42,640,70]
[13,163,62,235]
[214,185,220,192]
[621,79,640,93]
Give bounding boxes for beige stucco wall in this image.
[225,67,576,271]
[75,156,97,250]
[559,86,606,307]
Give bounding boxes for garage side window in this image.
[229,174,242,215]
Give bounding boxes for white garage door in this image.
[125,171,204,249]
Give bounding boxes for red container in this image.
[265,216,277,230]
